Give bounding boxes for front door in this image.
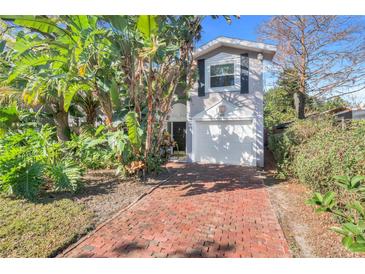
[172,122,186,152]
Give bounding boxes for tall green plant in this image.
[308,175,365,252]
[48,160,83,192]
[0,126,84,199]
[125,111,143,154]
[0,130,45,199]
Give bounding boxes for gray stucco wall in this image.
[186,47,264,167]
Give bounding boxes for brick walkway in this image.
[62,163,290,258]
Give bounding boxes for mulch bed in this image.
[263,149,365,258]
[76,170,170,224]
[42,168,171,225]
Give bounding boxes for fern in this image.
[47,160,83,192]
[0,145,44,199]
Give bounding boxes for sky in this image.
[197,16,270,47]
[198,16,365,105]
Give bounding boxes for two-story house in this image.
[167,37,276,167]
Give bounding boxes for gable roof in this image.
[194,36,277,60]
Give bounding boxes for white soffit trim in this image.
[194,36,277,60]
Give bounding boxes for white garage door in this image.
[193,120,255,166]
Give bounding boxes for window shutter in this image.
[198,59,205,97]
[240,53,249,94]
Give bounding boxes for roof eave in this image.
[193,38,277,60]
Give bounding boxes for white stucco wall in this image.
[167,103,187,122]
[186,47,265,167]
[353,109,365,120]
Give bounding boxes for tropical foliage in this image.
[0,15,210,199]
[268,116,365,253]
[268,118,365,187]
[0,124,84,199]
[308,175,365,252]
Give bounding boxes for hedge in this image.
[268,118,365,197]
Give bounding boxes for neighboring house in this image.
[268,106,365,142]
[333,107,365,121]
[167,37,276,167]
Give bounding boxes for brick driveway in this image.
[62,163,290,258]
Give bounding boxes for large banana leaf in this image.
[7,54,67,83]
[125,111,142,153]
[103,16,128,32]
[63,83,91,112]
[137,15,158,40]
[109,80,121,112]
[1,16,74,42]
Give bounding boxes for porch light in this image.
[218,105,226,116]
[257,53,264,62]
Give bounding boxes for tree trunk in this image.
[155,78,179,154]
[297,18,307,120]
[294,91,306,119]
[95,88,113,126]
[144,62,154,170]
[85,108,97,126]
[54,110,71,141]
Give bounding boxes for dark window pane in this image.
[211,63,234,76]
[210,75,235,87]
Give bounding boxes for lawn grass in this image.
[0,194,94,257]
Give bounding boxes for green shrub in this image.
[264,87,296,129]
[268,118,365,197]
[308,175,365,252]
[292,121,365,195]
[0,106,19,136]
[65,126,114,169]
[268,132,293,177]
[0,147,44,199]
[268,118,333,177]
[0,126,85,199]
[0,130,46,199]
[47,160,83,192]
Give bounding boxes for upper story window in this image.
[210,63,235,88]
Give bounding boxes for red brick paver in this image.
[62,163,290,258]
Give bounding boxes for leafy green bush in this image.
[47,160,83,192]
[268,118,365,196]
[292,120,365,195]
[0,146,44,199]
[0,129,45,199]
[0,126,84,199]
[308,175,365,252]
[66,127,114,170]
[268,118,334,177]
[264,87,296,129]
[64,112,146,174]
[0,105,19,136]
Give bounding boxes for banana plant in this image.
[125,111,143,155]
[135,15,159,165]
[0,16,84,140]
[0,16,126,138]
